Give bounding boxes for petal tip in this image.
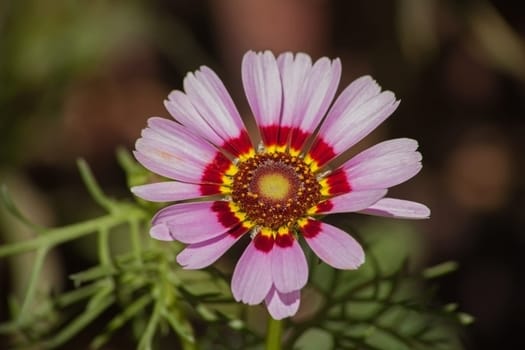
[356,254,366,268]
[129,186,141,197]
[265,287,301,320]
[421,206,432,219]
[150,223,173,241]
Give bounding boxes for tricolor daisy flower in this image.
[132,51,430,320]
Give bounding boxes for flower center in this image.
[231,152,321,230]
[256,173,291,201]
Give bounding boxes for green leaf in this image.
[70,265,117,286]
[423,261,458,279]
[294,328,333,350]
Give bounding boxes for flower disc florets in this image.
[231,151,321,230]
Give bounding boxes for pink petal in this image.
[177,231,243,269]
[150,222,173,241]
[347,161,421,191]
[134,117,230,183]
[293,57,341,144]
[346,138,419,167]
[165,90,224,146]
[271,237,308,293]
[310,76,399,165]
[183,66,250,153]
[302,220,365,269]
[265,285,301,320]
[231,240,273,305]
[133,142,205,184]
[317,189,387,214]
[359,198,430,219]
[276,53,341,150]
[144,117,219,162]
[277,52,312,130]
[323,76,381,124]
[242,51,282,132]
[151,202,237,244]
[131,182,205,202]
[339,139,422,190]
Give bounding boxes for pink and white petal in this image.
[131,182,205,202]
[232,241,273,305]
[277,52,313,130]
[309,77,399,166]
[145,117,220,163]
[322,136,420,194]
[359,198,430,219]
[134,140,215,184]
[242,51,282,133]
[134,117,231,183]
[133,149,204,184]
[316,189,387,214]
[301,220,365,269]
[341,149,422,190]
[321,91,399,159]
[347,162,422,191]
[265,286,301,320]
[151,202,237,244]
[322,76,381,126]
[183,67,249,150]
[177,232,243,269]
[345,138,419,168]
[271,238,308,293]
[165,90,224,145]
[275,54,341,150]
[293,57,341,144]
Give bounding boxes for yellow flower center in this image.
[257,173,291,201]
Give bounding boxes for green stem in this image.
[98,226,113,267]
[129,218,143,264]
[77,158,115,212]
[266,317,283,350]
[0,208,145,257]
[17,246,48,325]
[138,293,162,350]
[42,293,115,349]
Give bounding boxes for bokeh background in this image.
[1,0,524,349]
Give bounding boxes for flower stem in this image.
[265,317,283,350]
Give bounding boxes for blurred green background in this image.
[1,0,524,349]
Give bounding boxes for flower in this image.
[132,50,430,320]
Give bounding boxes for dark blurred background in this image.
[1,0,524,349]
